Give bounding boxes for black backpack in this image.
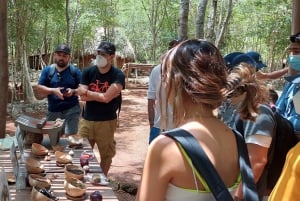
[236,105,298,200]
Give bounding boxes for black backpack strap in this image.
[164,128,234,201]
[48,64,56,81]
[164,128,259,201]
[48,64,78,82]
[233,129,259,201]
[235,114,244,136]
[69,64,79,84]
[116,93,122,128]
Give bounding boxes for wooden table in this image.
[0,136,119,201]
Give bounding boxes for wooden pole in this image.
[292,0,300,35]
[0,0,8,138]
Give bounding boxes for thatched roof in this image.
[82,28,136,60]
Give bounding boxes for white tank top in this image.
[165,183,237,201]
[164,144,239,201]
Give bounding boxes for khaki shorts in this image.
[79,119,117,161]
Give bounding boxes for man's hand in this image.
[77,85,88,96]
[51,87,64,100]
[63,88,75,98]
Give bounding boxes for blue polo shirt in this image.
[38,65,81,112]
[276,81,300,134]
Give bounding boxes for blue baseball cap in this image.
[55,44,71,55]
[96,41,116,55]
[231,53,256,68]
[246,51,267,70]
[224,52,243,68]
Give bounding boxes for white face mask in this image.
[96,55,107,68]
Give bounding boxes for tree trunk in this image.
[70,0,80,49]
[0,0,8,138]
[292,0,300,35]
[23,48,35,103]
[66,0,70,44]
[43,20,48,56]
[215,0,233,48]
[15,0,34,103]
[195,0,208,39]
[178,0,189,40]
[141,0,169,62]
[206,0,217,41]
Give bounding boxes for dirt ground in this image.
[5,88,149,201]
[109,88,149,200]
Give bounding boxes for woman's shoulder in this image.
[150,134,177,150]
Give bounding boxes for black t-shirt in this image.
[81,65,125,121]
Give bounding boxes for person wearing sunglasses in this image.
[218,54,275,200]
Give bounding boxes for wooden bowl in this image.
[55,151,72,164]
[52,144,65,152]
[64,164,84,180]
[32,143,49,156]
[28,174,51,189]
[26,157,44,174]
[31,186,56,201]
[64,177,86,197]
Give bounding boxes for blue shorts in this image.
[47,104,81,135]
[149,127,161,144]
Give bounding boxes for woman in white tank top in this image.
[136,39,245,201]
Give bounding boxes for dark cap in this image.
[290,32,300,43]
[224,52,243,68]
[231,54,256,68]
[96,41,116,55]
[246,51,267,70]
[55,44,71,54]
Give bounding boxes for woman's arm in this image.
[136,136,172,201]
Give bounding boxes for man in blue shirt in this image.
[36,44,82,146]
[276,32,300,140]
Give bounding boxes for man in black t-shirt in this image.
[77,41,125,176]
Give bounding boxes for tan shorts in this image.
[79,119,117,161]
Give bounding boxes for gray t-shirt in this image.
[243,105,275,147]
[219,103,275,148]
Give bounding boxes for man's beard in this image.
[56,60,68,68]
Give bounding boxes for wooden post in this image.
[292,0,300,35]
[0,0,8,138]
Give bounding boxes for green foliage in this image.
[221,0,291,70]
[6,0,297,68]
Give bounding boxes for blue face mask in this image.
[288,55,300,71]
